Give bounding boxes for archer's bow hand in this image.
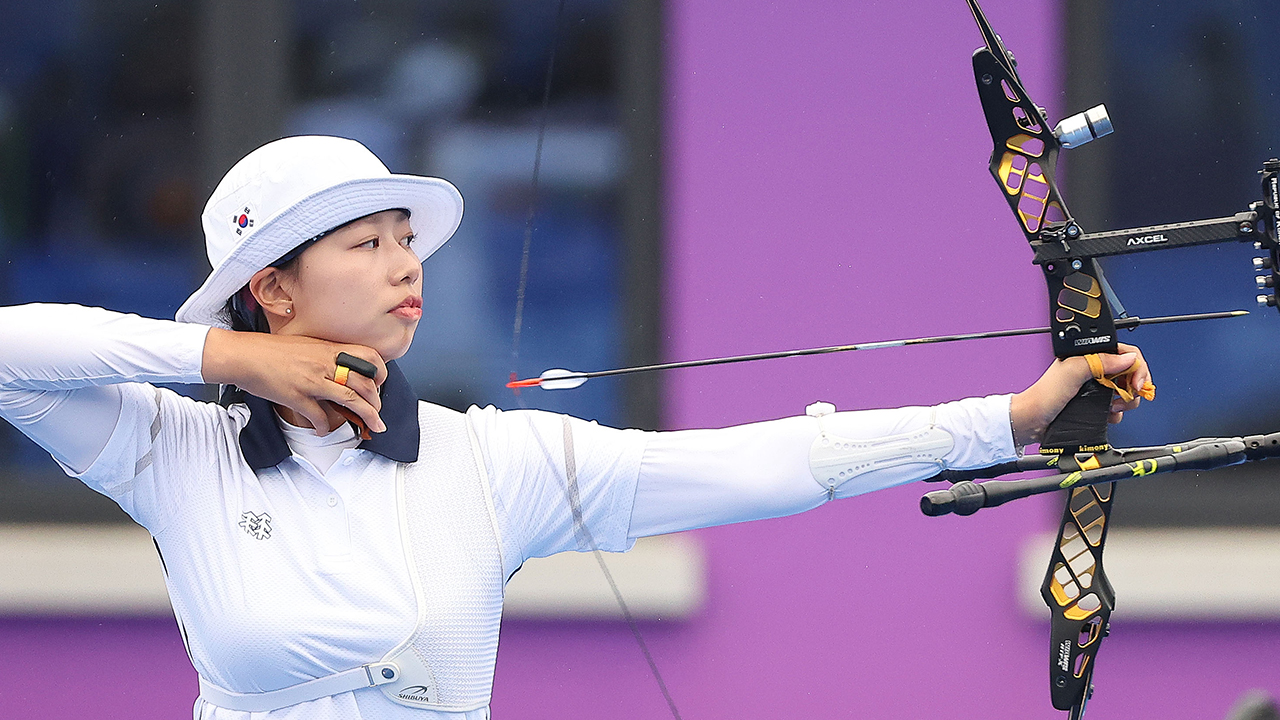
[1010,342,1153,447]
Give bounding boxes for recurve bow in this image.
[956,1,1279,716]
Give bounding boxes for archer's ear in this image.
[248,267,294,321]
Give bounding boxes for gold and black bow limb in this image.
[938,2,1280,718]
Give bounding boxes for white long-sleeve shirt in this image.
[0,303,1017,720]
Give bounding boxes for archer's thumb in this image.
[1098,351,1139,377]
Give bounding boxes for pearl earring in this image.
[285,307,292,315]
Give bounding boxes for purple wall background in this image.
[3,1,1279,718]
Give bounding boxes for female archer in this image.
[0,135,1151,719]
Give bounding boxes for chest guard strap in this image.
[197,663,401,712]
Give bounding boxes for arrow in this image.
[507,309,1248,390]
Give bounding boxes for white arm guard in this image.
[806,401,954,496]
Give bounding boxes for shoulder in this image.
[459,403,556,440]
[151,384,248,430]
[459,403,650,465]
[416,399,467,421]
[420,402,547,456]
[137,385,250,466]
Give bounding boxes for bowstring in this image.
[507,2,683,718]
[509,0,565,392]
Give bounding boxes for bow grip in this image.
[1041,379,1114,455]
[1040,255,1119,455]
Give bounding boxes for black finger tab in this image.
[336,352,378,380]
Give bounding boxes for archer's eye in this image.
[400,233,417,248]
[357,238,379,249]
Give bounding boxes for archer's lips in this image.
[390,296,423,320]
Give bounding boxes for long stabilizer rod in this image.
[507,310,1248,390]
[920,429,1280,517]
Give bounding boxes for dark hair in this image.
[225,287,269,333]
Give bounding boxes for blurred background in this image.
[1065,0,1280,528]
[1,0,1279,718]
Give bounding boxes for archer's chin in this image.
[377,324,419,362]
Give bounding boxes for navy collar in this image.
[221,361,421,470]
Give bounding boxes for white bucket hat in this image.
[176,135,463,328]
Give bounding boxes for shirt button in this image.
[342,457,354,467]
[328,495,338,507]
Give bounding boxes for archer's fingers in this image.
[1116,342,1152,392]
[294,398,332,436]
[1111,395,1141,413]
[339,369,382,413]
[1108,410,1124,424]
[316,382,386,434]
[321,402,350,435]
[337,346,388,386]
[1097,351,1139,377]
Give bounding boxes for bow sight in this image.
[1028,161,1279,326]
[940,2,1280,719]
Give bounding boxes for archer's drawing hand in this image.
[202,329,389,435]
[1010,342,1152,447]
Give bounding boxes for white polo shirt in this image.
[79,379,647,720]
[0,303,1019,720]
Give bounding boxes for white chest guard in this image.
[375,402,505,711]
[197,402,506,713]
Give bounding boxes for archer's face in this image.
[276,210,424,361]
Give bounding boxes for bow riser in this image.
[968,3,1117,715]
[972,49,1120,363]
[1042,482,1116,716]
